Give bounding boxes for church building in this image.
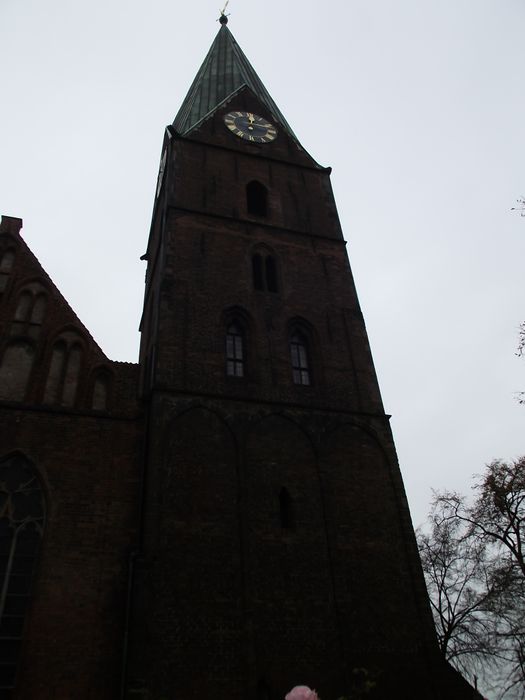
[0,17,478,700]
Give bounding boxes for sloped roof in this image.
[172,22,297,141]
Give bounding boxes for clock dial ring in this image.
[224,111,277,143]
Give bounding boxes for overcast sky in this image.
[1,0,524,529]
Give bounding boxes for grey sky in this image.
[1,0,524,528]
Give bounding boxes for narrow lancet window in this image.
[226,323,244,378]
[290,331,310,386]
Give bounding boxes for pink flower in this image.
[285,686,319,700]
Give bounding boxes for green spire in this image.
[173,23,297,141]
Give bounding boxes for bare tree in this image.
[419,458,525,698]
[417,496,498,686]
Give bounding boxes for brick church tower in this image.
[0,16,478,700]
[125,16,477,700]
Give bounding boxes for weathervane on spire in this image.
[218,0,230,24]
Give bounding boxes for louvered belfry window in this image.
[0,454,45,692]
[226,323,244,377]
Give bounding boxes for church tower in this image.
[127,17,475,700]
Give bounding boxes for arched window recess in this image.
[290,328,311,386]
[246,181,268,217]
[226,321,245,378]
[251,247,279,294]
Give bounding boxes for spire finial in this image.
[218,0,230,24]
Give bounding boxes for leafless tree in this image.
[417,496,499,686]
[419,458,525,698]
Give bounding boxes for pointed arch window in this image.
[290,331,310,386]
[0,341,35,402]
[91,370,111,411]
[12,284,48,338]
[44,333,84,407]
[252,250,279,294]
[265,256,278,293]
[252,254,264,291]
[0,454,45,693]
[226,322,244,378]
[247,181,268,217]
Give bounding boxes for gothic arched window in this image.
[290,330,311,386]
[0,341,35,402]
[252,249,279,294]
[226,322,244,378]
[0,454,45,693]
[265,256,278,293]
[252,254,264,290]
[12,284,48,338]
[247,181,268,217]
[44,333,84,407]
[91,371,111,411]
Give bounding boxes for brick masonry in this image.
[0,85,479,700]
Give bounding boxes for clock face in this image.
[224,111,277,143]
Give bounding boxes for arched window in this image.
[252,254,264,290]
[252,250,279,293]
[290,331,310,386]
[0,453,45,693]
[0,341,35,402]
[265,256,278,292]
[44,333,84,407]
[91,371,111,411]
[31,294,47,324]
[247,181,268,217]
[279,487,294,530]
[14,291,32,321]
[12,284,48,337]
[226,322,244,378]
[0,250,14,273]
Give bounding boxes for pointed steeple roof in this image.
[173,22,297,141]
